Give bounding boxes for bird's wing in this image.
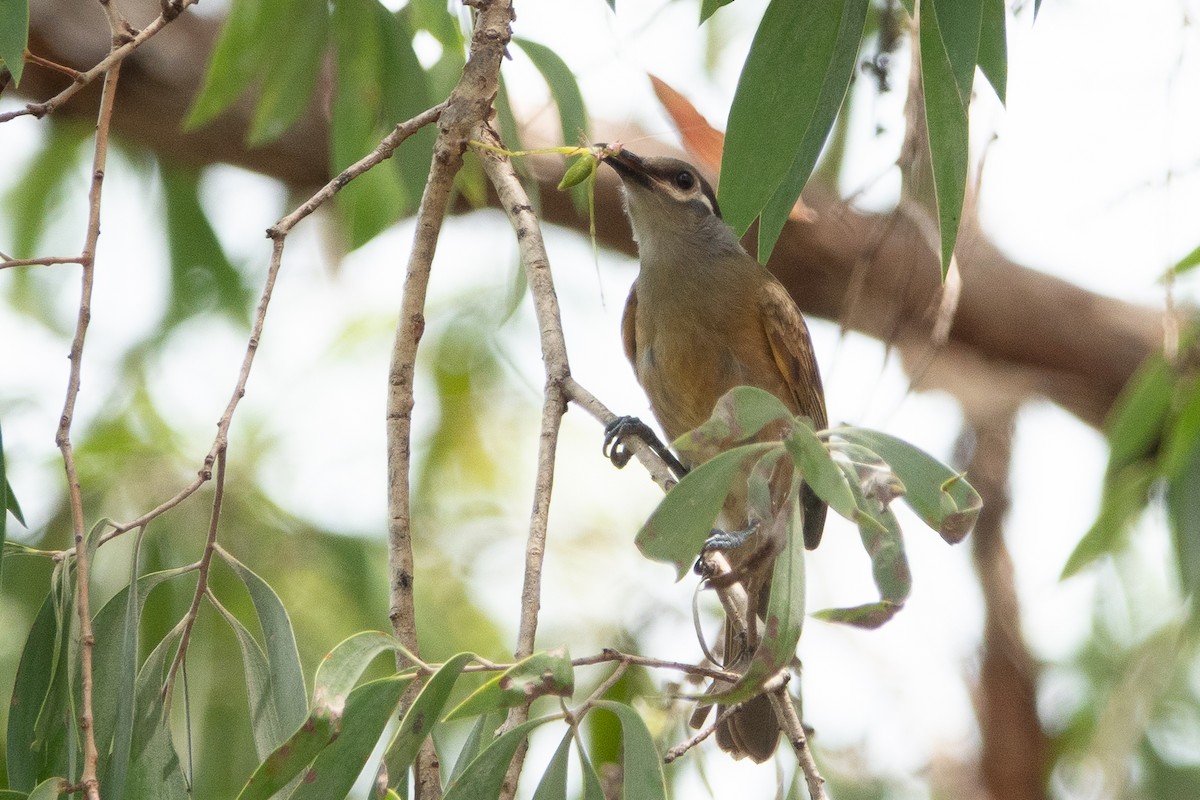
[621,284,638,367]
[759,278,826,429]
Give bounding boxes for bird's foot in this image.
[603,415,687,478]
[693,521,762,577]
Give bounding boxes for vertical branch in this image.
[961,405,1047,800]
[384,2,513,797]
[474,128,573,800]
[56,61,121,800]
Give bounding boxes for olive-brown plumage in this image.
[604,147,827,762]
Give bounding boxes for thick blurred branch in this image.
[15,0,1162,432]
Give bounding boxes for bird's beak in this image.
[597,145,653,190]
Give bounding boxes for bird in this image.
[599,145,827,763]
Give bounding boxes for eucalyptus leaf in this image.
[126,631,189,800]
[918,0,972,275]
[673,386,795,464]
[530,731,572,800]
[977,0,1007,104]
[0,0,27,84]
[445,648,573,721]
[389,652,475,774]
[592,702,668,800]
[636,442,776,577]
[441,716,558,800]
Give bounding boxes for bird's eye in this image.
[674,170,695,190]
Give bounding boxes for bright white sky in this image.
[2,0,1199,797]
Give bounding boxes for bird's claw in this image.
[693,521,762,576]
[603,415,688,478]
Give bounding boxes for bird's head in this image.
[599,146,742,263]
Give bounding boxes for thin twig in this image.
[56,58,121,800]
[769,681,827,800]
[0,0,200,124]
[664,703,744,763]
[0,255,82,270]
[163,446,227,707]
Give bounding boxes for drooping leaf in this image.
[1062,462,1156,578]
[918,0,974,275]
[636,442,777,577]
[1167,241,1200,277]
[699,0,735,24]
[126,630,189,800]
[1166,440,1200,607]
[574,735,606,800]
[977,0,1007,104]
[530,731,573,800]
[441,716,558,800]
[160,164,248,327]
[783,420,868,529]
[287,676,412,800]
[185,0,278,128]
[721,0,868,261]
[247,0,328,145]
[755,0,869,260]
[592,702,668,800]
[446,648,573,721]
[388,652,475,774]
[812,461,909,628]
[219,549,309,741]
[0,0,29,84]
[26,778,68,800]
[673,386,794,464]
[831,427,981,543]
[1105,356,1174,474]
[512,37,589,212]
[6,592,63,790]
[448,710,504,784]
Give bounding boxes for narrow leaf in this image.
[831,427,981,542]
[449,710,504,783]
[220,549,309,739]
[784,420,868,529]
[673,386,794,464]
[446,648,573,721]
[27,778,68,800]
[235,710,339,800]
[185,0,276,128]
[755,0,869,260]
[919,0,973,275]
[0,0,28,84]
[247,0,328,145]
[721,0,868,259]
[287,676,412,800]
[530,731,572,800]
[1166,441,1200,605]
[441,717,558,800]
[699,0,734,23]
[6,593,59,790]
[1105,356,1174,473]
[977,0,1007,104]
[636,442,777,577]
[389,652,475,774]
[1167,241,1200,277]
[511,38,588,147]
[126,631,189,799]
[593,702,668,800]
[1062,462,1156,578]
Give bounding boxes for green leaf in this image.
[831,427,981,543]
[557,154,597,190]
[1167,441,1200,606]
[126,630,189,800]
[92,561,191,797]
[3,119,90,259]
[287,676,412,800]
[918,0,975,275]
[636,442,777,578]
[0,0,28,84]
[721,0,868,261]
[219,549,309,742]
[6,593,62,790]
[531,731,572,800]
[812,461,909,628]
[27,778,67,800]
[1106,356,1174,473]
[314,630,405,707]
[442,716,558,800]
[448,710,504,784]
[389,652,475,774]
[592,703,668,800]
[1167,241,1200,277]
[247,0,328,145]
[574,736,605,800]
[699,0,734,23]
[185,0,276,128]
[705,482,806,704]
[673,386,795,464]
[446,648,574,721]
[160,164,248,327]
[1,419,8,581]
[1062,462,1156,578]
[977,0,1007,104]
[783,420,868,529]
[512,38,589,212]
[512,38,588,148]
[754,0,869,261]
